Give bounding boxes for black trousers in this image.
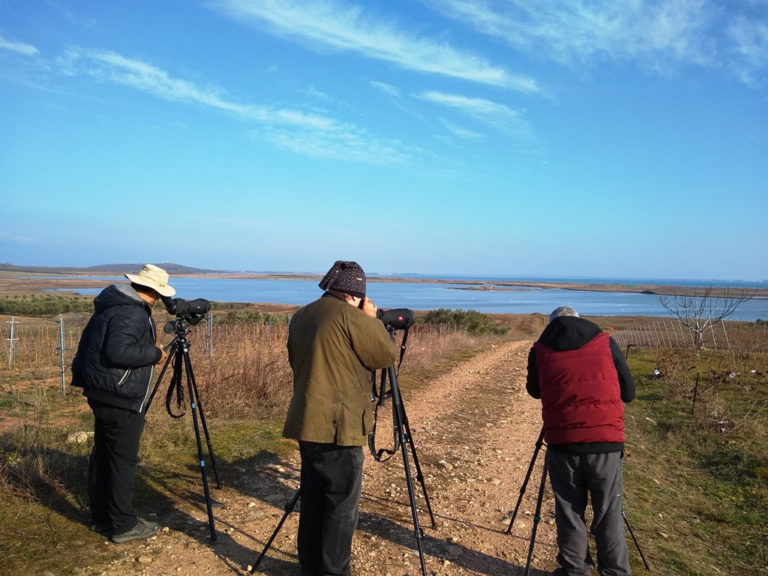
[88,399,146,533]
[298,441,364,576]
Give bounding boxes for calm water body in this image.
[56,275,768,321]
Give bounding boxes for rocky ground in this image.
[73,340,561,576]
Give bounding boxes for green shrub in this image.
[420,308,506,335]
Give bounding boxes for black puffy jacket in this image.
[71,284,162,412]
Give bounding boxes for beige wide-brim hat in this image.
[125,264,176,297]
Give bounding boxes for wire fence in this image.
[3,314,766,397]
[0,313,294,395]
[611,319,767,352]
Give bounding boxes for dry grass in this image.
[0,308,496,487]
[621,344,768,575]
[0,308,503,575]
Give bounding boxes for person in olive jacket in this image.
[283,260,397,576]
[72,264,174,544]
[526,306,635,576]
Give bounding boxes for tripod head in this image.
[164,316,198,339]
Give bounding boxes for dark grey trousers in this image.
[547,451,631,576]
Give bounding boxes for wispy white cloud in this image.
[426,0,714,65]
[58,48,335,130]
[0,229,43,243]
[727,16,768,87]
[0,34,39,56]
[55,48,412,165]
[210,0,540,93]
[261,126,411,165]
[441,120,484,142]
[304,85,333,101]
[425,0,768,85]
[369,80,400,98]
[417,91,530,137]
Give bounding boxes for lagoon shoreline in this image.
[1,269,766,300]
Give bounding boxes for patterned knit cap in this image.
[319,260,366,298]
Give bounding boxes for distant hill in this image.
[0,263,222,274]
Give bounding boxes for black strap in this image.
[165,353,186,418]
[368,326,410,461]
[368,369,398,462]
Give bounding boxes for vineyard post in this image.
[652,322,661,347]
[721,321,730,349]
[58,315,67,395]
[7,316,19,368]
[663,321,673,348]
[206,313,213,358]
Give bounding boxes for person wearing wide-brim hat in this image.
[72,264,175,543]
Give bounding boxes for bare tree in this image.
[658,287,754,349]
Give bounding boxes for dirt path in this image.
[91,340,559,576]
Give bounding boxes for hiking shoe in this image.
[111,519,159,544]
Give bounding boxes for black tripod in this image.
[368,352,437,576]
[507,428,650,574]
[252,309,435,575]
[145,314,220,541]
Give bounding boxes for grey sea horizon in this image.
[56,275,768,322]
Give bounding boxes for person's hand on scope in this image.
[360,296,378,318]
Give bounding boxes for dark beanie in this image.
[319,260,366,298]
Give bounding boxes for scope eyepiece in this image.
[377,308,415,330]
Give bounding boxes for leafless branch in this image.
[658,287,755,349]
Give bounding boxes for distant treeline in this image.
[0,294,94,315]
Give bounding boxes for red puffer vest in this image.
[534,332,625,446]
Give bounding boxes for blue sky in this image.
[1,1,767,281]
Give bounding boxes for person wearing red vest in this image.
[527,306,635,576]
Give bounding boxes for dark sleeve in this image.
[71,315,96,376]
[525,346,540,399]
[103,307,160,368]
[610,337,635,403]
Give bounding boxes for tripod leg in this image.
[185,358,221,488]
[252,490,300,571]
[181,348,218,541]
[389,367,428,576]
[623,509,651,571]
[524,451,548,576]
[143,338,177,414]
[399,404,436,528]
[507,427,546,534]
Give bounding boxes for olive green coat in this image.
[283,293,398,446]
